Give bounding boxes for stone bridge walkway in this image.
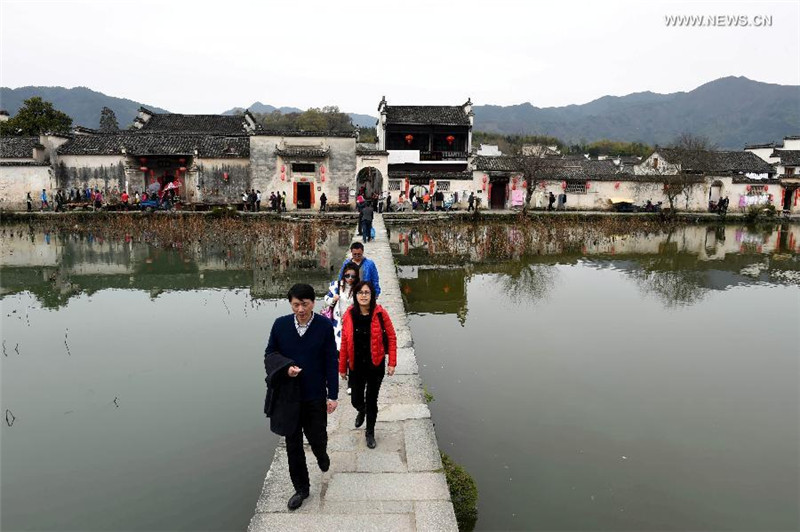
[248,213,457,531]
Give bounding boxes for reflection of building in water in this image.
[0,225,351,307]
[398,266,468,325]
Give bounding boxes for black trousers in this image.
[285,398,328,491]
[350,358,385,434]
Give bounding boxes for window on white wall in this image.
[436,181,451,191]
[565,182,587,194]
[389,180,402,191]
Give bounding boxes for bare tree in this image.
[510,148,563,213]
[639,134,716,212]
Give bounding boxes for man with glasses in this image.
[338,242,381,297]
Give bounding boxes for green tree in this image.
[98,106,120,132]
[0,97,72,136]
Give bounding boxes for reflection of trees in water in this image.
[628,255,710,308]
[493,262,558,305]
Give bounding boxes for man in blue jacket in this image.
[265,283,339,510]
[338,242,381,297]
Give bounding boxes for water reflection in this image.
[1,223,351,308]
[390,221,799,531]
[392,223,800,314]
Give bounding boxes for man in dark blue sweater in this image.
[265,284,339,511]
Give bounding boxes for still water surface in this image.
[2,221,798,531]
[1,224,351,531]
[392,222,799,531]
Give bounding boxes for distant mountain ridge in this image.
[2,77,797,148]
[0,86,169,130]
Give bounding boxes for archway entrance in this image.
[709,180,723,210]
[357,167,383,198]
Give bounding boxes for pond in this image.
[390,221,799,531]
[2,219,798,531]
[0,221,353,531]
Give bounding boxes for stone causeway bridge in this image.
[247,213,458,531]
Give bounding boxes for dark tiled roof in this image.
[744,142,776,149]
[473,156,518,172]
[388,170,473,180]
[57,133,249,158]
[473,156,619,178]
[384,106,470,126]
[356,143,388,156]
[252,130,357,138]
[0,161,50,167]
[772,150,800,166]
[276,147,329,158]
[731,176,782,184]
[0,137,41,158]
[657,149,773,174]
[137,114,255,135]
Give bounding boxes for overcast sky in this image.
[1,0,798,115]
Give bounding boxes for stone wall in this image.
[251,135,357,210]
[0,164,53,210]
[195,158,250,203]
[56,155,127,195]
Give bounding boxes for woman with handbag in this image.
[323,262,360,393]
[338,281,397,449]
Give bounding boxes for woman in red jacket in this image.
[339,280,397,448]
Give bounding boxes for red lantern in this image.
[446,135,455,146]
[561,181,567,189]
[405,134,414,144]
[281,173,286,181]
[321,174,326,182]
[179,166,187,172]
[140,166,148,172]
[281,165,285,172]
[320,166,326,174]
[764,185,769,192]
[482,175,487,184]
[614,181,620,189]
[179,158,186,164]
[223,172,229,181]
[139,157,147,164]
[585,182,591,189]
[522,180,527,188]
[539,181,546,189]
[746,185,751,191]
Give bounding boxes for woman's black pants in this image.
[350,358,385,434]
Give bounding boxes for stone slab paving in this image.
[248,213,457,531]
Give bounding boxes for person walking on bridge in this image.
[338,242,381,297]
[339,281,397,449]
[264,284,339,511]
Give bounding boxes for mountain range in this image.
[1,76,797,148]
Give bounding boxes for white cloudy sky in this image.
[1,0,798,115]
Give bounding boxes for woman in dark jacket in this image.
[339,281,397,448]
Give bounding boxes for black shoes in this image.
[355,410,365,428]
[366,433,376,449]
[287,488,309,511]
[318,453,330,472]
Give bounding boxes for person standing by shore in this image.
[264,284,338,511]
[339,281,397,449]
